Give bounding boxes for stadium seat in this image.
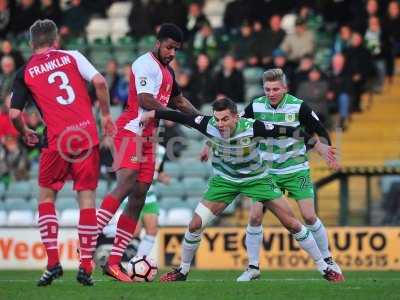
[29,162,39,178]
[110,106,122,122]
[110,19,130,43]
[86,18,111,42]
[181,161,209,179]
[58,181,74,198]
[64,37,88,54]
[158,208,167,226]
[185,196,200,210]
[159,197,187,210]
[4,197,36,212]
[155,179,185,198]
[245,85,263,102]
[59,209,80,226]
[0,182,5,199]
[243,67,264,85]
[137,35,157,54]
[0,201,7,226]
[165,208,192,226]
[163,161,182,179]
[182,177,208,197]
[7,210,35,226]
[179,125,204,141]
[4,181,33,200]
[97,180,108,198]
[107,1,132,18]
[0,210,7,226]
[56,197,79,212]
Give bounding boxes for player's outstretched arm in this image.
[253,120,310,140]
[169,94,201,115]
[140,110,209,135]
[138,93,169,111]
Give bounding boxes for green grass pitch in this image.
[0,270,399,300]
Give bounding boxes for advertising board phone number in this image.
[334,254,389,268]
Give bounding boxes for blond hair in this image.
[262,68,288,86]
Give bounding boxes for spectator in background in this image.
[39,0,62,26]
[191,20,219,63]
[223,0,251,34]
[177,69,194,105]
[231,21,258,69]
[114,63,131,109]
[296,67,330,127]
[25,109,44,163]
[352,0,380,34]
[0,96,18,139]
[280,17,315,67]
[327,53,352,130]
[0,40,24,71]
[292,54,314,93]
[344,32,375,112]
[186,1,208,40]
[128,0,153,38]
[214,54,244,102]
[0,55,15,104]
[103,59,120,106]
[0,0,12,39]
[364,15,390,93]
[10,0,39,38]
[190,53,215,108]
[384,0,400,85]
[271,49,294,91]
[333,24,353,54]
[59,0,89,39]
[0,134,30,182]
[254,14,286,67]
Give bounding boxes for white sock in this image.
[137,234,156,257]
[180,230,201,275]
[306,218,331,259]
[293,225,328,274]
[245,225,263,267]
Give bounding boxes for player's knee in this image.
[145,222,158,236]
[249,210,263,226]
[302,212,317,225]
[284,218,302,234]
[188,215,202,233]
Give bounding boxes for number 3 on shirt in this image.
[48,71,76,105]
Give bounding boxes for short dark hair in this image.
[157,23,183,43]
[212,98,238,114]
[29,19,58,49]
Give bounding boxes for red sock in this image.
[97,194,120,234]
[108,214,137,266]
[78,208,98,273]
[38,202,59,269]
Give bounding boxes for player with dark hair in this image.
[9,19,115,286]
[96,23,200,282]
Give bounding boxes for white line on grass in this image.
[0,278,399,283]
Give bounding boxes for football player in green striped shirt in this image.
[236,68,342,281]
[140,98,343,282]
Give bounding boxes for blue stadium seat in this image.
[182,177,207,197]
[155,179,185,199]
[163,162,183,179]
[4,197,36,211]
[58,181,75,198]
[97,180,108,198]
[5,181,33,200]
[181,161,209,179]
[159,197,187,210]
[56,197,79,211]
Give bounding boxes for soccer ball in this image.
[126,255,158,282]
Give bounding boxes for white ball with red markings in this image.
[127,255,158,282]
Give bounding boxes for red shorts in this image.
[39,145,100,191]
[113,130,155,184]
